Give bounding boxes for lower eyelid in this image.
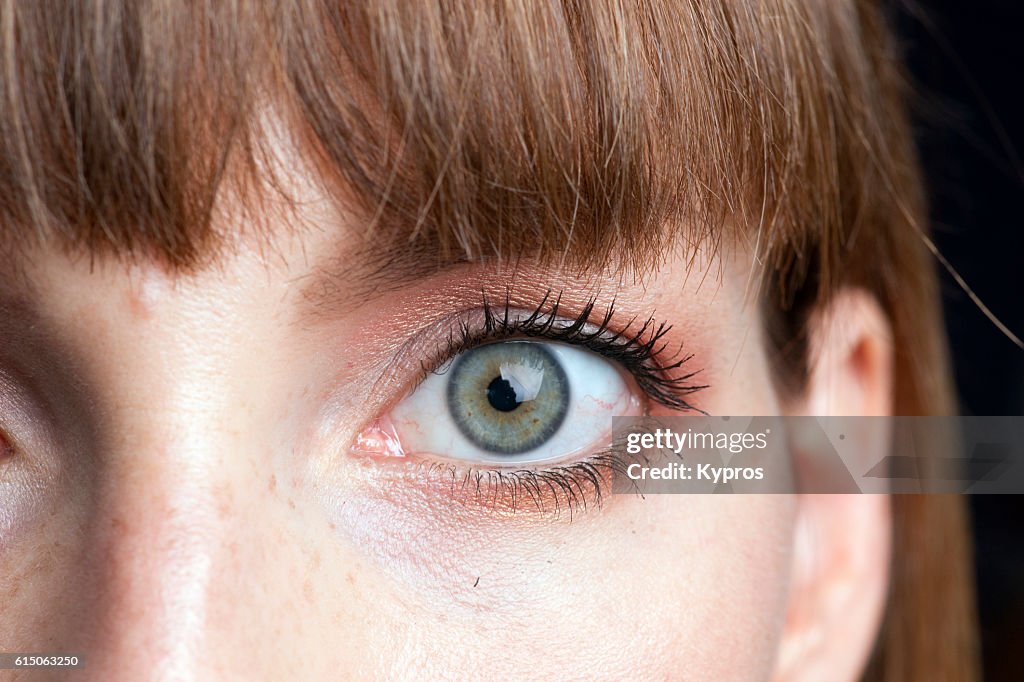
[352,450,632,520]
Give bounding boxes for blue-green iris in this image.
[446,342,570,454]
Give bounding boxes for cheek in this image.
[315,473,796,680]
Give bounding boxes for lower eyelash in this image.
[427,288,709,412]
[421,450,648,519]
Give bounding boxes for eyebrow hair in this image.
[292,219,619,324]
[293,233,471,317]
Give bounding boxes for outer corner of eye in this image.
[351,340,644,466]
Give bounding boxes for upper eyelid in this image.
[421,304,631,378]
[425,320,626,382]
[409,295,708,412]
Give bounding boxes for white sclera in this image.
[388,341,643,465]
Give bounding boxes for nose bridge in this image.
[52,265,314,679]
[77,313,267,680]
[84,401,238,680]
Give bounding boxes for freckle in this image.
[288,499,296,509]
[303,578,314,604]
[215,484,234,518]
[268,474,277,493]
[126,289,151,320]
[329,522,336,530]
[346,572,355,585]
[312,550,321,569]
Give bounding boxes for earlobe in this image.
[773,289,895,681]
[773,493,891,682]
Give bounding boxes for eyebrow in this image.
[291,218,695,335]
[287,163,723,325]
[293,236,453,316]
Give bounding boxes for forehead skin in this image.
[0,127,794,680]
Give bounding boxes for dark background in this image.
[895,1,1024,679]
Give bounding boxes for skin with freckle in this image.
[0,91,906,679]
[0,181,814,680]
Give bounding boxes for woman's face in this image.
[0,146,889,680]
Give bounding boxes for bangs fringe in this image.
[1,0,913,296]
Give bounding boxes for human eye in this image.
[389,339,636,465]
[350,292,707,513]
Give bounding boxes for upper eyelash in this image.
[425,288,709,412]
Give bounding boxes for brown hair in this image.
[0,1,978,678]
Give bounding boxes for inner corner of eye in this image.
[0,429,15,461]
[349,416,407,461]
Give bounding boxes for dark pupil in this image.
[486,376,521,412]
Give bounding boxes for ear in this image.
[772,289,894,682]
